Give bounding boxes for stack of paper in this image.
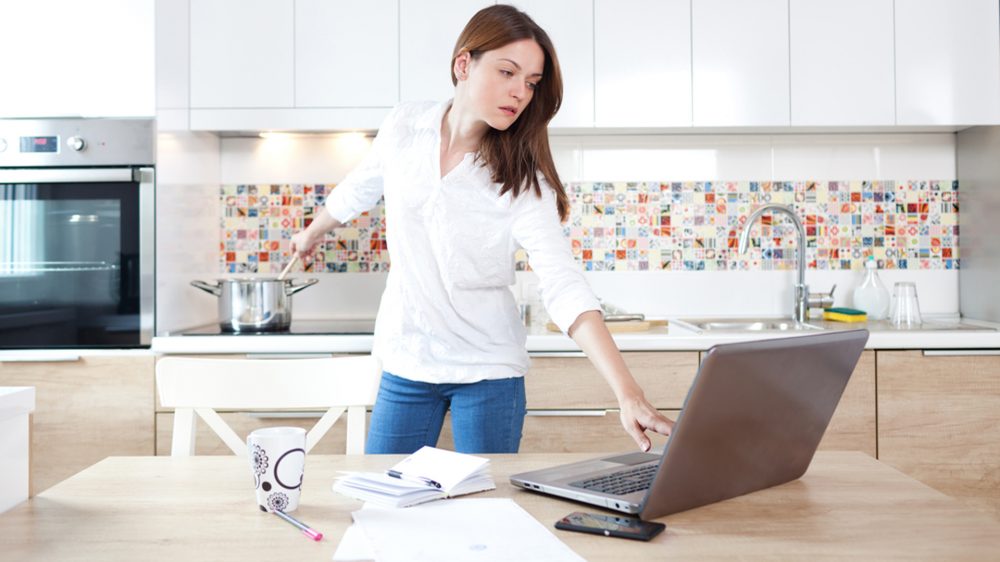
[332,446,494,508]
[333,499,585,562]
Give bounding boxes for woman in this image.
[290,4,673,454]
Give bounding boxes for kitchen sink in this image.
[672,317,825,334]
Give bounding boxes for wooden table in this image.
[1,452,999,560]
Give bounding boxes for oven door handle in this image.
[0,168,136,183]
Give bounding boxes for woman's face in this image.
[458,39,544,131]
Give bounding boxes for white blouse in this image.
[324,100,600,384]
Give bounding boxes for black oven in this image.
[0,119,154,348]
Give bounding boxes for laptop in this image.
[510,329,869,520]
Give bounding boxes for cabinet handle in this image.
[922,350,1000,357]
[243,353,335,359]
[0,353,82,363]
[526,410,607,417]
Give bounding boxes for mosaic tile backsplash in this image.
[220,180,959,273]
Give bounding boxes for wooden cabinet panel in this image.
[438,410,679,454]
[819,350,876,456]
[526,352,699,409]
[0,356,154,494]
[155,411,358,456]
[878,351,1000,517]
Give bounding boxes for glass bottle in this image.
[852,256,890,320]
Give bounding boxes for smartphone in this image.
[555,511,665,541]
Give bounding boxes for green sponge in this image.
[822,307,868,322]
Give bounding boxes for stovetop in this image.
[169,318,376,336]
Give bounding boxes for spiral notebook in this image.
[332,446,495,507]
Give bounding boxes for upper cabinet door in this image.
[399,0,493,104]
[595,0,691,127]
[156,0,188,110]
[895,0,1000,125]
[790,0,894,126]
[514,0,594,128]
[295,0,399,108]
[0,1,154,118]
[190,0,294,108]
[692,0,789,127]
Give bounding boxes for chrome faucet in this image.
[737,203,834,322]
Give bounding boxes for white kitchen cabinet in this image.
[399,0,494,104]
[155,0,189,130]
[156,0,188,110]
[295,0,399,108]
[512,0,594,128]
[895,0,1000,125]
[594,0,691,127]
[790,0,894,126]
[0,1,154,118]
[692,0,789,127]
[190,0,295,109]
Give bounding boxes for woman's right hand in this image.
[289,209,344,265]
[289,229,321,260]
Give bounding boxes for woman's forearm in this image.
[567,310,644,402]
[291,208,344,258]
[567,309,673,450]
[307,208,344,238]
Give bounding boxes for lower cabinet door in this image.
[437,409,679,453]
[818,350,876,457]
[878,350,1000,517]
[0,355,154,495]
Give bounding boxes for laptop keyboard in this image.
[571,463,658,496]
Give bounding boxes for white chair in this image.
[156,355,382,457]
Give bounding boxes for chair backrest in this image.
[156,355,381,457]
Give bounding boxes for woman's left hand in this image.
[618,394,675,452]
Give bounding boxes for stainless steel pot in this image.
[190,278,319,332]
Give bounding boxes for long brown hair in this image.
[451,5,569,222]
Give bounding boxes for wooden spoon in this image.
[276,254,299,281]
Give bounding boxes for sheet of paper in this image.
[331,524,374,561]
[333,503,380,561]
[351,498,585,562]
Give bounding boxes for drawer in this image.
[526,351,698,409]
[438,409,680,454]
[155,411,364,456]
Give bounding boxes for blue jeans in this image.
[366,371,526,454]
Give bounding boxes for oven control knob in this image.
[0,138,6,152]
[67,136,86,151]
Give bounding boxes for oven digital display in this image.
[19,136,59,153]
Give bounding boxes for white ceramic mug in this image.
[247,426,306,513]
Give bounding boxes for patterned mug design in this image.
[248,427,306,513]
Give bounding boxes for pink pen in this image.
[274,509,324,541]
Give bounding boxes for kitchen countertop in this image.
[150,316,1000,354]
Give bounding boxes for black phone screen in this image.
[555,511,666,541]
